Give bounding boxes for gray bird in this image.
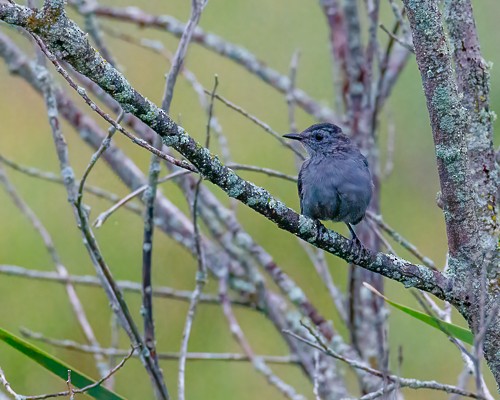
[283,123,373,244]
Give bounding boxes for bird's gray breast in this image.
[298,153,372,224]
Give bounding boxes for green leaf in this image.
[0,326,127,400]
[363,283,474,345]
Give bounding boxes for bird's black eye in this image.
[314,133,323,141]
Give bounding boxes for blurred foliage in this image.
[0,0,498,399]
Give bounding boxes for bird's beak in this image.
[282,133,302,141]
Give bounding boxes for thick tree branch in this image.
[402,0,499,386]
[402,0,479,265]
[444,0,498,269]
[0,1,452,303]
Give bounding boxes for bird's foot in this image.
[347,236,362,262]
[346,223,363,264]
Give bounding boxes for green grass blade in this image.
[363,283,474,345]
[0,326,127,400]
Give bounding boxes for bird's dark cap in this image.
[282,133,302,141]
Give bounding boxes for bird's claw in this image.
[347,236,363,265]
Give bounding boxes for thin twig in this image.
[284,328,486,399]
[366,217,397,255]
[178,67,213,400]
[209,91,305,160]
[381,111,396,179]
[299,244,347,324]
[0,367,19,399]
[379,24,414,54]
[94,170,192,228]
[20,328,299,364]
[0,154,144,216]
[106,313,120,390]
[0,264,254,306]
[228,163,297,182]
[94,162,295,228]
[144,0,209,377]
[100,24,233,166]
[359,383,397,400]
[286,50,300,135]
[371,6,411,132]
[77,109,123,202]
[364,0,381,108]
[220,279,306,400]
[365,211,436,269]
[21,347,136,400]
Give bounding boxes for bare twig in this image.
[209,91,305,159]
[286,50,300,135]
[228,163,297,182]
[20,328,299,364]
[21,347,135,400]
[300,245,347,324]
[320,0,348,112]
[379,24,414,53]
[284,329,486,399]
[106,314,120,390]
[0,154,144,216]
[366,211,436,269]
[178,67,213,400]
[0,367,19,399]
[0,264,254,307]
[359,383,397,400]
[94,170,191,227]
[220,279,306,400]
[364,0,381,107]
[381,111,396,179]
[100,25,232,166]
[77,109,123,202]
[144,0,209,378]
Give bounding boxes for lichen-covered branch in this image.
[444,0,498,270]
[0,1,451,302]
[402,0,479,263]
[402,0,499,386]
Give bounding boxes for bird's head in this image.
[283,123,348,156]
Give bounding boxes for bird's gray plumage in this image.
[284,123,373,237]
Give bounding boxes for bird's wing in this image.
[298,158,342,220]
[298,166,304,214]
[361,153,369,167]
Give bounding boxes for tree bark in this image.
[402,0,499,386]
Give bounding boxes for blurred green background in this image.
[0,0,498,398]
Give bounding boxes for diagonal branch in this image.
[0,1,451,303]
